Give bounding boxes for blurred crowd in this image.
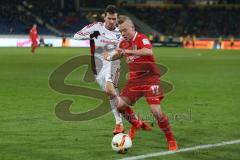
[0,0,239,39]
[126,6,240,38]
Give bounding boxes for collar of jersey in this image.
[132,32,138,41]
[103,23,116,31]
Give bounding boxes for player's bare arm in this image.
[103,49,124,61]
[122,47,152,56]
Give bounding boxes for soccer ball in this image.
[111,133,132,153]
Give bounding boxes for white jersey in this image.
[74,22,121,88]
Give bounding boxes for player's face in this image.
[104,13,118,31]
[119,22,135,40]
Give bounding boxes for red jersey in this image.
[120,32,160,81]
[30,27,38,41]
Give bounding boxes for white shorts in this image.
[95,58,120,90]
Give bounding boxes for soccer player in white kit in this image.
[73,5,124,134]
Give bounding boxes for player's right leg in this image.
[104,61,125,134]
[105,81,124,134]
[31,41,38,53]
[31,44,35,53]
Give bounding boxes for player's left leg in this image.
[117,87,152,139]
[147,100,178,151]
[145,83,178,151]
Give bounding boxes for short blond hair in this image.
[118,15,134,27]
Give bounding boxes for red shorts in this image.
[120,76,164,105]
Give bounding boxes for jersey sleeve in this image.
[73,23,100,40]
[138,35,152,49]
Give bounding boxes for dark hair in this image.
[105,5,118,16]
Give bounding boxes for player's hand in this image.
[116,48,126,56]
[90,31,100,39]
[117,48,132,55]
[103,51,110,61]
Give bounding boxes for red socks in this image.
[124,106,142,128]
[157,112,175,142]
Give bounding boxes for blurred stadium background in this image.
[1,1,240,160]
[1,0,240,49]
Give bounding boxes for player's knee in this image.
[116,102,125,113]
[105,87,116,98]
[151,106,160,116]
[146,97,160,105]
[105,82,116,98]
[115,97,128,113]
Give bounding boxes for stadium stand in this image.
[1,0,239,39]
[0,0,89,35]
[0,0,55,35]
[24,0,89,34]
[125,5,240,37]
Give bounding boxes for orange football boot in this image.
[168,140,178,151]
[128,121,152,140]
[113,123,125,135]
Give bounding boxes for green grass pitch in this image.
[0,47,239,160]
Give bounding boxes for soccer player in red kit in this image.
[29,24,39,53]
[103,15,178,151]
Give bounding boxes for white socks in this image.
[109,97,123,124]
